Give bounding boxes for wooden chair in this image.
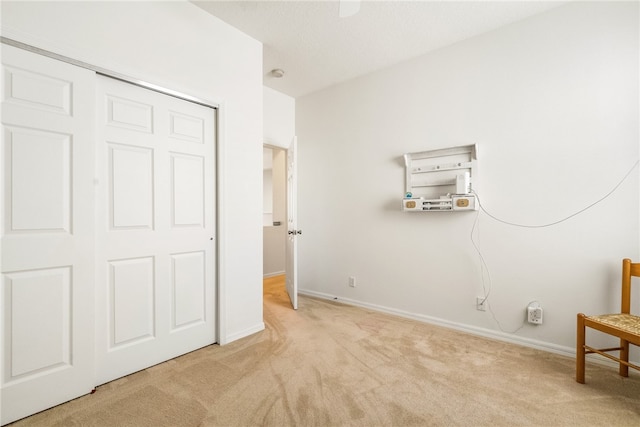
[576,258,640,383]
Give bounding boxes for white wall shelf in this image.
[403,144,478,212]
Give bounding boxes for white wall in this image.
[1,1,265,343]
[296,1,639,357]
[263,169,274,225]
[264,86,296,150]
[272,149,287,226]
[263,87,295,276]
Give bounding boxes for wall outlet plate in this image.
[476,297,487,311]
[527,306,543,324]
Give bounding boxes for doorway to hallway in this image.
[263,140,299,310]
[263,146,287,278]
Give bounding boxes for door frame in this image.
[0,37,229,345]
[263,139,298,309]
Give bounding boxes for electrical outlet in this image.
[476,297,487,311]
[348,276,356,288]
[527,306,543,324]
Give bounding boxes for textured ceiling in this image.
[192,1,564,98]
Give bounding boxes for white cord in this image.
[471,210,527,333]
[470,159,638,332]
[471,160,639,228]
[470,210,490,303]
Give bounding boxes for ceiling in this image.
[192,1,564,98]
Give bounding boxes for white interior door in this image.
[1,45,96,425]
[285,137,298,309]
[95,76,216,385]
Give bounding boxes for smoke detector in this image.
[270,68,285,78]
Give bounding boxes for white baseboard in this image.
[298,288,637,370]
[263,271,285,279]
[221,322,265,345]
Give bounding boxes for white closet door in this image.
[95,76,216,385]
[1,45,96,425]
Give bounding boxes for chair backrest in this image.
[622,258,640,314]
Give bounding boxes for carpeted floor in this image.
[9,275,640,426]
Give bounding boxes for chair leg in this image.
[619,339,629,377]
[576,314,586,383]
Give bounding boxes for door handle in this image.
[288,230,303,235]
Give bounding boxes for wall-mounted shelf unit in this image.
[403,144,478,212]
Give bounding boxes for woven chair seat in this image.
[576,259,640,384]
[587,313,640,335]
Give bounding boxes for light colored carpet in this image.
[9,275,640,426]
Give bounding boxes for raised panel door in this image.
[1,44,95,425]
[95,76,216,385]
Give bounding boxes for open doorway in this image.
[263,145,287,296]
[264,141,298,310]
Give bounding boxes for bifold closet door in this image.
[1,45,96,425]
[94,76,216,385]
